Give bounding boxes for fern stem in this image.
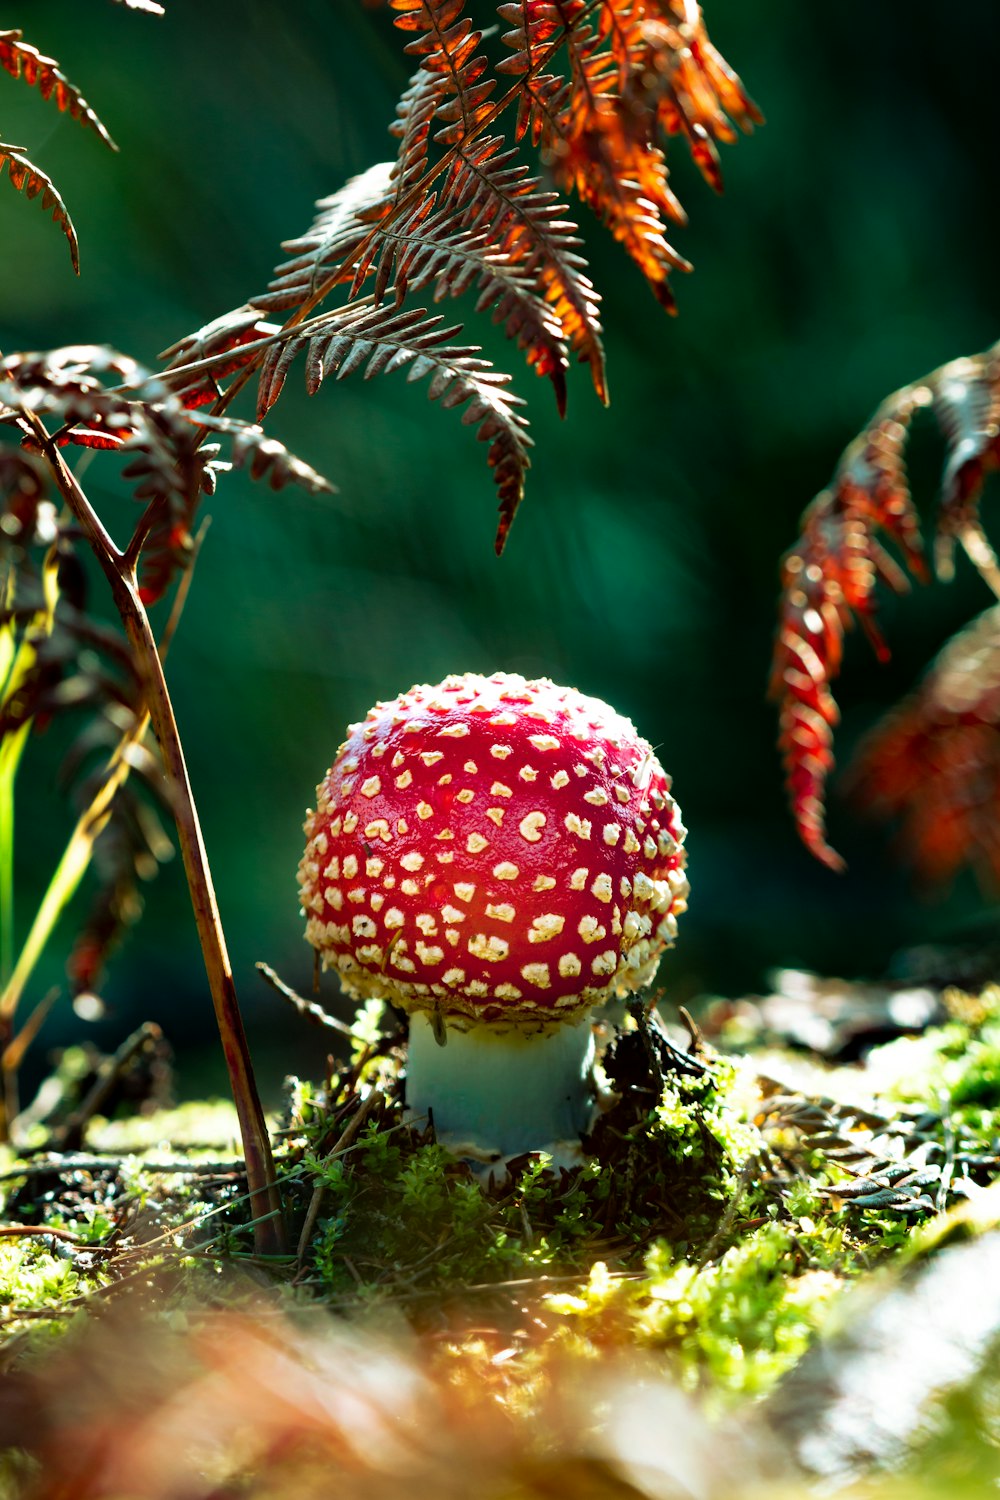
[24,415,287,1257]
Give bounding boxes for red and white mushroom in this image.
[298,673,689,1159]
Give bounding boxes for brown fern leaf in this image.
[257,300,530,549]
[363,158,573,411]
[125,406,334,602]
[357,125,607,410]
[0,144,79,272]
[932,345,1000,581]
[389,64,453,198]
[193,413,334,495]
[0,30,116,150]
[2,345,335,602]
[253,163,396,315]
[443,135,605,405]
[849,605,1000,891]
[119,409,206,605]
[496,1,573,146]
[771,386,929,870]
[648,5,763,191]
[159,307,282,408]
[368,201,569,410]
[538,10,691,310]
[389,0,496,145]
[0,345,141,449]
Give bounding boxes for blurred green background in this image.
[2,1,998,1101]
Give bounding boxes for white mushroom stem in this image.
[405,1012,596,1160]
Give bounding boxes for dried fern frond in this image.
[0,449,168,999]
[389,64,453,200]
[498,0,759,307]
[256,299,530,546]
[193,412,335,495]
[0,144,80,272]
[2,344,334,605]
[177,0,756,548]
[390,0,497,145]
[2,338,335,1004]
[772,338,1000,871]
[159,308,282,410]
[0,30,116,148]
[254,163,396,315]
[848,605,1000,892]
[539,8,691,312]
[61,709,175,995]
[933,347,1000,585]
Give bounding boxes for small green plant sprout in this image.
[298,672,689,1165]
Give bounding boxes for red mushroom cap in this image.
[299,673,688,1025]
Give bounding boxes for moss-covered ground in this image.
[4,984,1000,1494]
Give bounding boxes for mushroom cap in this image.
[298,673,688,1026]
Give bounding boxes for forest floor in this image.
[2,971,1000,1497]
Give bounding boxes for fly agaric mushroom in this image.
[298,673,688,1160]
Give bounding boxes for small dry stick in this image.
[0,1224,84,1243]
[256,961,353,1037]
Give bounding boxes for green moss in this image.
[0,1236,108,1348]
[544,1224,845,1403]
[300,1127,610,1305]
[288,1026,773,1316]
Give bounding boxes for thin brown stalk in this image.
[25,413,287,1257]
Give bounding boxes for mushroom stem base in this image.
[405,1012,596,1160]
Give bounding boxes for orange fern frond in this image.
[773,338,1000,872]
[256,300,531,548]
[159,0,756,546]
[597,0,648,88]
[850,605,1000,890]
[495,1,758,311]
[496,3,570,148]
[0,30,116,149]
[543,9,690,311]
[444,135,605,403]
[0,144,80,271]
[649,3,763,190]
[771,386,929,871]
